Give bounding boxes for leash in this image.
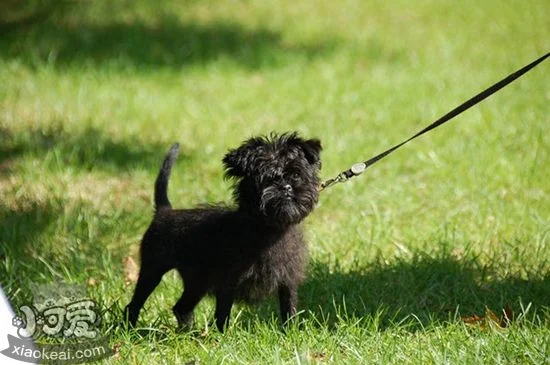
[320,52,549,191]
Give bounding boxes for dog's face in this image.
[223,132,322,226]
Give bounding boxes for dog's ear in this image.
[223,137,264,178]
[294,137,322,168]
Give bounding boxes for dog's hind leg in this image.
[172,279,206,330]
[124,263,169,327]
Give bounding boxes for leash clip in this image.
[320,162,366,191]
[319,173,346,191]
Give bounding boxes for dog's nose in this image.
[283,184,293,194]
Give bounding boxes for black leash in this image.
[320,52,549,191]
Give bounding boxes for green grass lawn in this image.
[1,0,549,363]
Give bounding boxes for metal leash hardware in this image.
[319,51,549,192]
[319,162,366,190]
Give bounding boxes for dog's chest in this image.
[236,234,307,301]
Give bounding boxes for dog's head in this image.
[223,132,322,227]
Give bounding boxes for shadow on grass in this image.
[0,124,190,174]
[0,200,62,301]
[0,196,151,308]
[296,252,549,330]
[121,248,549,332]
[0,201,60,255]
[0,125,185,299]
[0,10,335,70]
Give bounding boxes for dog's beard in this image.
[260,186,316,226]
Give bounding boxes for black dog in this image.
[124,132,322,331]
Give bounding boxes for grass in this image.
[0,0,549,363]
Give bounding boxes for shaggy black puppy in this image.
[124,132,322,331]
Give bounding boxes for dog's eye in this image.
[290,172,301,182]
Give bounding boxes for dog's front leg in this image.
[278,284,297,325]
[214,289,235,332]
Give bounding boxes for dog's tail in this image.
[154,143,180,210]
